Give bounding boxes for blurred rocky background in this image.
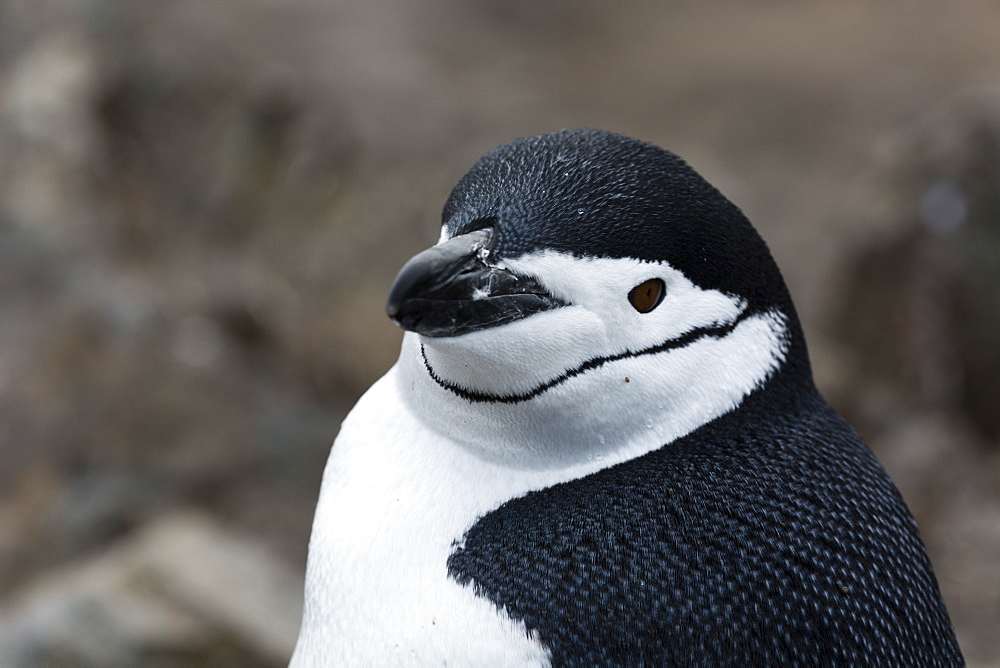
[0,2,998,665]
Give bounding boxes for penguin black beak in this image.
[386,228,567,337]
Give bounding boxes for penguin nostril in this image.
[628,278,665,313]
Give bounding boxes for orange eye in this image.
[628,278,665,313]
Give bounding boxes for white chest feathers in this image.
[290,371,554,666]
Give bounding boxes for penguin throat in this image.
[418,307,756,405]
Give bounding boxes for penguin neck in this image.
[393,305,795,472]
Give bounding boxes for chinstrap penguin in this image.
[292,129,962,666]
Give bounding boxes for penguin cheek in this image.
[420,306,606,394]
[596,295,665,350]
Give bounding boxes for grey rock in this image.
[0,512,302,667]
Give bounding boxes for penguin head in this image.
[387,129,810,467]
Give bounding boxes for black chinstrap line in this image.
[421,307,759,405]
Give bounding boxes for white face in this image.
[395,244,790,471]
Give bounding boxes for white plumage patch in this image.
[292,249,789,666]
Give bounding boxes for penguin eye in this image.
[628,278,665,313]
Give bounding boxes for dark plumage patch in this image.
[447,371,963,666]
[443,129,782,318]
